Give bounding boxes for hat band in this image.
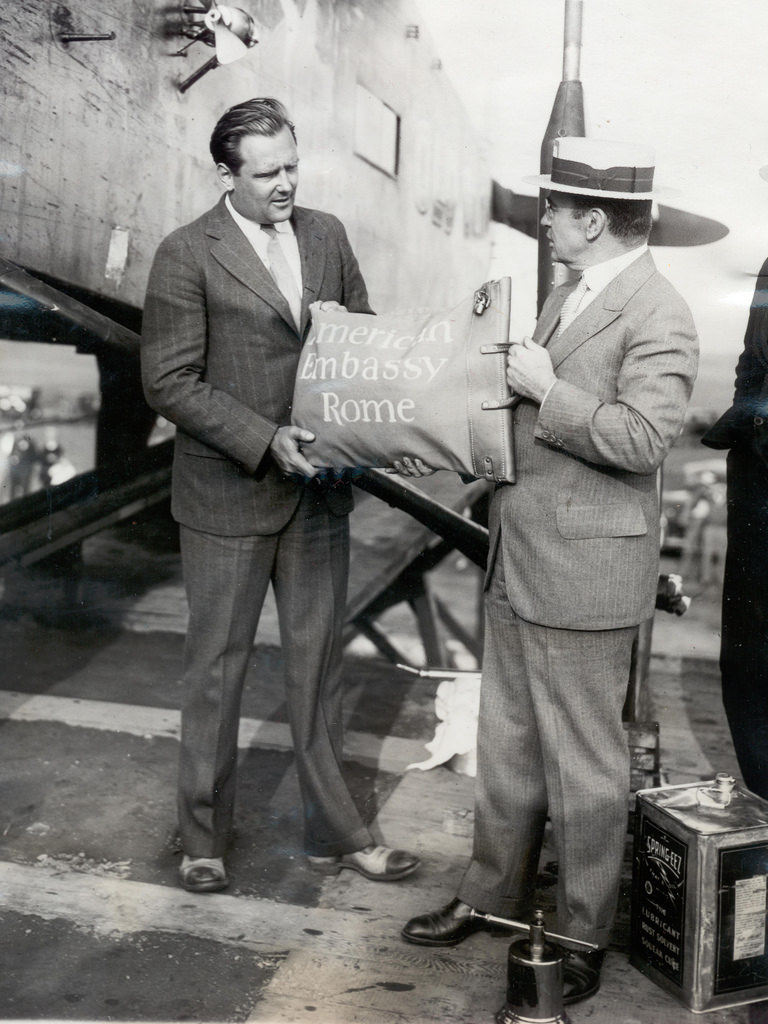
[551,156,654,194]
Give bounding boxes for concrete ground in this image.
[0,476,764,1024]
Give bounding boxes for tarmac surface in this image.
[0,458,765,1024]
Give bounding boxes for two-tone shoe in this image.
[179,855,229,893]
[308,844,420,881]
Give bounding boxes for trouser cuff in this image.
[304,825,373,858]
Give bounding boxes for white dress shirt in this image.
[224,194,303,293]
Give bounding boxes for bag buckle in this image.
[473,284,491,315]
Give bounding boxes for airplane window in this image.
[354,83,399,178]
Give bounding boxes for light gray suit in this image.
[457,252,698,945]
[141,197,374,859]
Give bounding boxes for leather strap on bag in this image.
[467,277,515,482]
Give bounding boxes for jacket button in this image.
[755,416,764,426]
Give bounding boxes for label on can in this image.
[734,877,765,960]
[632,815,687,986]
[716,843,768,994]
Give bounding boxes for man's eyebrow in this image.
[253,159,299,175]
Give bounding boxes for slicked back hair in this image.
[210,98,297,173]
[568,194,653,243]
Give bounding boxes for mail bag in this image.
[291,278,515,482]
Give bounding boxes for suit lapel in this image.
[534,292,563,348]
[205,197,301,336]
[293,207,327,336]
[546,299,621,369]
[545,251,657,370]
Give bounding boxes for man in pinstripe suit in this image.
[402,138,698,1007]
[141,98,419,894]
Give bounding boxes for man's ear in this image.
[584,207,607,241]
[216,162,234,192]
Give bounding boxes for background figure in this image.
[141,97,419,894]
[702,232,768,800]
[40,435,77,488]
[678,468,727,587]
[8,434,42,499]
[0,430,16,504]
[401,137,698,1009]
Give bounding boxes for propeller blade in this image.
[491,182,538,240]
[203,5,257,65]
[211,20,247,63]
[649,205,729,247]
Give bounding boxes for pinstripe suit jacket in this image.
[141,197,372,536]
[488,251,698,630]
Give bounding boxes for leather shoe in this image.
[402,897,486,947]
[307,844,420,882]
[562,948,605,1005]
[179,855,229,893]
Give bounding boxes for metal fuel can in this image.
[630,773,768,1013]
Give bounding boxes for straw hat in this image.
[525,136,664,200]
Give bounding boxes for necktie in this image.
[261,224,302,329]
[556,276,588,337]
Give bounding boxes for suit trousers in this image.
[720,447,768,799]
[177,493,372,859]
[458,552,636,947]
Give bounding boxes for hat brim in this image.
[523,173,669,200]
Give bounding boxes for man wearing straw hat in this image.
[702,166,768,801]
[402,137,699,1006]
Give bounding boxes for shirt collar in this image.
[582,243,648,295]
[224,194,294,236]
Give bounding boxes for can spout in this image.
[697,772,737,808]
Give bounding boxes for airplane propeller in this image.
[491,182,730,249]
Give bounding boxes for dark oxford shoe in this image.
[401,897,487,947]
[562,948,606,1006]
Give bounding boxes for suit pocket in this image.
[178,436,227,460]
[556,502,647,539]
[177,437,255,476]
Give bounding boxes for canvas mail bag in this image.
[291,278,515,482]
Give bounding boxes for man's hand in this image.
[315,300,347,313]
[506,336,557,403]
[270,425,320,478]
[384,457,435,478]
